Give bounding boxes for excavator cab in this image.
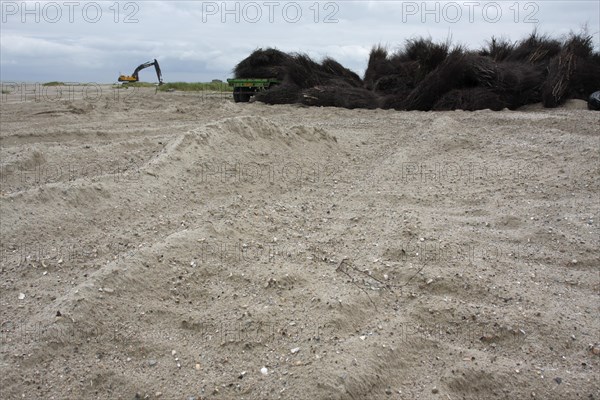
[118,59,163,85]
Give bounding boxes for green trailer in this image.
[227,78,281,103]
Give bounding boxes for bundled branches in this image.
[233,30,600,111]
[542,33,600,107]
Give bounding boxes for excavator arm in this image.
[118,59,163,85]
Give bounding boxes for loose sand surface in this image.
[1,86,598,399]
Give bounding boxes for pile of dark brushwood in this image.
[234,48,377,109]
[233,31,600,111]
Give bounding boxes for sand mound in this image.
[143,116,337,174]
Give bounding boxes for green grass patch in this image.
[119,81,158,88]
[42,81,66,86]
[158,82,232,92]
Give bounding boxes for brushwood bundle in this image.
[233,31,600,111]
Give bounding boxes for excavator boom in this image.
[118,59,163,85]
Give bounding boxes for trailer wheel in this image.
[238,87,252,103]
[233,87,242,103]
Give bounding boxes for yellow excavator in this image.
[118,59,163,85]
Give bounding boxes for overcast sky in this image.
[1,1,598,83]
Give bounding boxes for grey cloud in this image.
[1,1,598,83]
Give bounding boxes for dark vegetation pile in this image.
[541,34,600,107]
[235,48,374,107]
[233,30,600,111]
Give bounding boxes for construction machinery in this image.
[118,59,164,85]
[227,78,280,102]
